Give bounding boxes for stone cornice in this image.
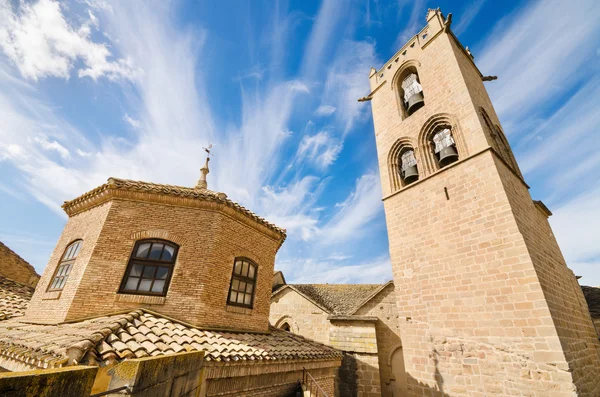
[61,178,286,246]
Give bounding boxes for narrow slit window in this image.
[227,258,258,309]
[119,240,178,296]
[48,240,83,292]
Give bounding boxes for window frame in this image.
[226,257,258,309]
[118,239,179,297]
[47,239,83,292]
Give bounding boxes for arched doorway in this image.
[389,346,407,396]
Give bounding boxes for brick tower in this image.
[365,9,600,397]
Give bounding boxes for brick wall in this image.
[26,197,282,332]
[0,241,39,287]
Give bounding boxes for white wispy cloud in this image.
[550,186,600,286]
[32,135,70,159]
[477,0,600,132]
[301,0,346,77]
[394,0,425,49]
[453,0,488,36]
[319,172,383,244]
[285,255,392,284]
[315,105,336,116]
[296,131,343,169]
[322,40,379,134]
[0,0,140,81]
[123,114,141,128]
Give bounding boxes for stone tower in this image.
[365,9,600,397]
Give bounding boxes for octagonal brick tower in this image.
[25,174,286,333]
[365,8,600,397]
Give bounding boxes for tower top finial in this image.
[196,144,213,190]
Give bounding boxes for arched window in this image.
[227,258,258,308]
[119,239,178,296]
[48,240,82,291]
[280,322,291,332]
[431,127,459,168]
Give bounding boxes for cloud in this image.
[550,186,600,286]
[319,172,383,244]
[452,0,488,36]
[123,114,141,128]
[283,255,392,284]
[296,131,343,169]
[477,0,600,130]
[315,105,336,116]
[301,0,346,77]
[32,135,70,159]
[322,40,379,134]
[0,0,139,81]
[394,0,425,49]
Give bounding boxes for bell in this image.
[402,165,419,184]
[438,145,459,167]
[406,92,425,115]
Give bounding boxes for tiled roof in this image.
[582,286,600,319]
[0,276,34,320]
[61,178,286,238]
[278,284,385,315]
[0,309,341,370]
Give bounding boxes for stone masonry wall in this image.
[60,199,280,332]
[270,288,331,345]
[329,321,381,397]
[368,9,600,396]
[0,241,40,287]
[495,155,600,395]
[354,283,404,397]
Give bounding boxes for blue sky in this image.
[0,0,599,285]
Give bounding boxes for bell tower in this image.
[365,9,600,397]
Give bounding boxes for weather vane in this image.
[203,143,214,157]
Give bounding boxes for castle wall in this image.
[0,242,40,287]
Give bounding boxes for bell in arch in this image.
[433,128,459,168]
[406,91,425,115]
[438,145,459,167]
[401,73,425,116]
[400,150,419,185]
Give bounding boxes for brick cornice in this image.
[61,178,286,247]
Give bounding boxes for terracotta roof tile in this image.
[281,284,384,315]
[0,309,341,370]
[0,276,35,320]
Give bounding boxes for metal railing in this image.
[302,367,329,397]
